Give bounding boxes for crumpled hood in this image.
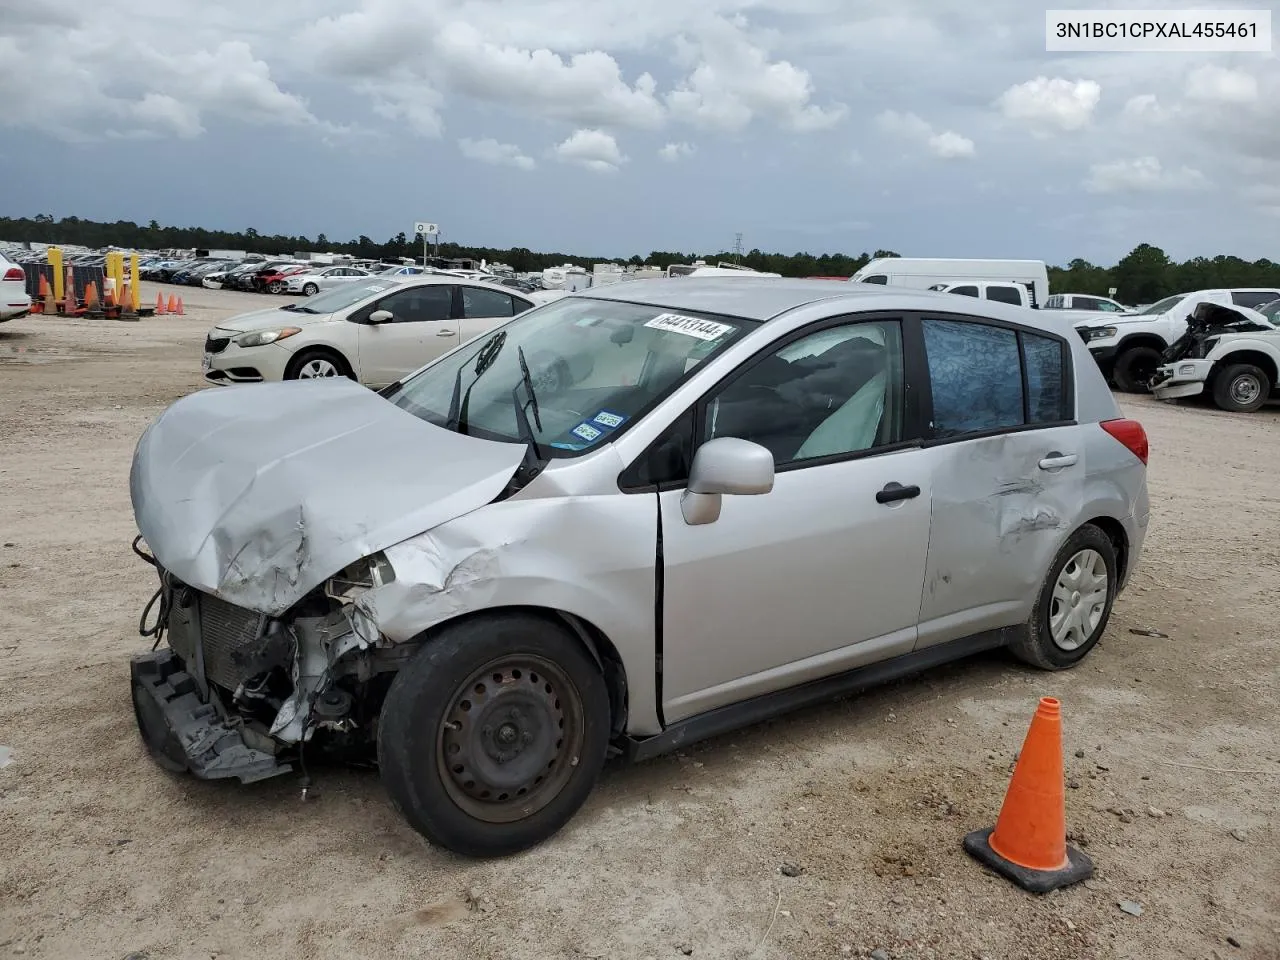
[130,378,528,615]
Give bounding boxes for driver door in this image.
[355,285,457,386]
[656,316,934,723]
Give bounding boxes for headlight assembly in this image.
[1086,326,1117,341]
[235,327,302,348]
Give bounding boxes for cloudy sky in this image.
[1,0,1276,264]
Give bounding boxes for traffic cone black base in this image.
[963,828,1093,894]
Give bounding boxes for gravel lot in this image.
[1,284,1278,960]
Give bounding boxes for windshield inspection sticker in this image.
[644,313,734,341]
[571,422,604,443]
[592,410,626,429]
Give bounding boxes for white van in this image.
[928,280,1033,308]
[850,258,1049,308]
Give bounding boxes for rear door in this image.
[355,284,457,386]
[457,285,520,344]
[911,312,1080,648]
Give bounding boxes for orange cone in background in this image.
[156,292,167,315]
[167,293,178,314]
[963,697,1093,893]
[175,296,184,316]
[85,281,99,310]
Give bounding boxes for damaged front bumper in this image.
[129,551,388,784]
[1150,359,1211,400]
[130,648,292,783]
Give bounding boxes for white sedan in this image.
[285,265,373,296]
[203,276,537,387]
[1,253,32,321]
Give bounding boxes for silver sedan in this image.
[128,278,1150,857]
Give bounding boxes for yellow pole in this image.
[113,252,124,303]
[48,247,64,303]
[130,253,140,311]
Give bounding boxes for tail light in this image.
[3,267,24,282]
[1100,418,1148,465]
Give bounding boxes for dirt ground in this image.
[1,283,1277,960]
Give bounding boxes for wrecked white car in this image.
[1150,301,1278,412]
[129,279,1149,857]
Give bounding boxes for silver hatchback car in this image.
[128,279,1150,856]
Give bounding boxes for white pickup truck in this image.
[1072,288,1280,392]
[1151,298,1280,412]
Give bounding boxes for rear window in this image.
[986,285,1023,305]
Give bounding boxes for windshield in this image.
[294,280,399,313]
[385,296,753,455]
[1135,294,1185,316]
[1258,299,1280,323]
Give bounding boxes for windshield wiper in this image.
[511,346,544,460]
[444,331,507,433]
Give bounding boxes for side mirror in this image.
[680,437,774,525]
[368,310,394,325]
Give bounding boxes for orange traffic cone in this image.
[175,296,184,316]
[85,281,99,310]
[33,276,49,314]
[963,697,1092,893]
[167,293,178,314]
[156,292,167,315]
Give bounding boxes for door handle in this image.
[436,330,455,336]
[876,482,921,504]
[1038,453,1078,470]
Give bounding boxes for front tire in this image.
[377,613,610,857]
[302,283,319,296]
[1112,345,1163,393]
[1010,525,1118,670]
[267,281,284,294]
[284,348,351,380]
[1211,363,1269,413]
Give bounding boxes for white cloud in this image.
[1185,65,1258,104]
[459,137,535,170]
[1084,157,1208,194]
[665,17,846,132]
[876,110,974,159]
[928,130,975,159]
[996,76,1100,134]
[554,128,627,172]
[658,141,695,161]
[1121,94,1175,124]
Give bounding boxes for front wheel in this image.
[1112,345,1163,393]
[1211,363,1270,413]
[377,614,610,857]
[302,283,319,296]
[267,281,284,294]
[284,349,350,380]
[1010,525,1118,670]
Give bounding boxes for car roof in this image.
[572,277,1077,332]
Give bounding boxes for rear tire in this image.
[1010,525,1118,670]
[1211,363,1269,413]
[377,613,610,857]
[1112,345,1163,393]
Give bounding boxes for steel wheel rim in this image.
[1229,374,1261,405]
[437,654,586,824]
[298,358,339,378]
[303,284,318,296]
[1049,548,1108,651]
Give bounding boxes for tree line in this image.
[3,215,1277,304]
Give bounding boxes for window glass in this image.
[1231,291,1280,309]
[1022,332,1068,423]
[462,286,516,318]
[703,320,903,465]
[949,285,979,298]
[923,318,1023,438]
[1045,295,1063,308]
[512,297,533,315]
[986,286,1023,305]
[1097,301,1122,312]
[378,285,453,322]
[861,274,888,284]
[386,299,750,456]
